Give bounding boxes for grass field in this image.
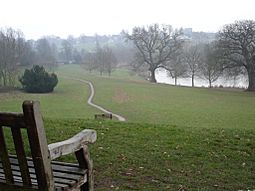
[0,77,98,119]
[0,65,254,190]
[58,65,255,129]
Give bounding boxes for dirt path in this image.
[65,77,126,121]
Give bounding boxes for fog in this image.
[1,0,255,39]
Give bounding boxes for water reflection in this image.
[155,68,248,88]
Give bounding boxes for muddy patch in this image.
[113,88,131,104]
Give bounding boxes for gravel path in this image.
[66,77,126,121]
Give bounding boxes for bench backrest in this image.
[0,101,54,190]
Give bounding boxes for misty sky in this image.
[1,0,254,39]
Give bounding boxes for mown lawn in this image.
[58,65,255,129]
[45,119,254,191]
[0,77,98,119]
[1,64,255,190]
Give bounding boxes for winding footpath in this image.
[65,77,126,121]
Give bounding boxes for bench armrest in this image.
[48,129,96,160]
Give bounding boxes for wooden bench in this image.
[94,113,112,120]
[0,101,97,191]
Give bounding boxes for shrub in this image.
[19,65,58,93]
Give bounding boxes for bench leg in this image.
[80,182,89,191]
[75,146,94,191]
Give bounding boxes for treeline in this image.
[0,28,57,87]
[0,30,132,87]
[124,20,255,91]
[1,20,254,91]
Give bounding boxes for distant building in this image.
[182,28,216,43]
[183,28,193,37]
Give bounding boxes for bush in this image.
[19,65,58,93]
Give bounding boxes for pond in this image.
[155,68,248,88]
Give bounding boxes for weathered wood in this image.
[0,126,14,184]
[75,146,94,191]
[11,127,32,186]
[23,101,54,191]
[0,156,88,190]
[94,113,112,120]
[1,156,86,176]
[48,129,96,160]
[0,180,38,191]
[0,113,25,128]
[0,101,96,191]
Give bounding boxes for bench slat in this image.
[2,156,86,175]
[0,113,26,128]
[0,175,73,190]
[0,166,86,182]
[11,127,32,186]
[0,155,87,190]
[0,126,14,184]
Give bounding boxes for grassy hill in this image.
[58,64,255,130]
[0,65,254,190]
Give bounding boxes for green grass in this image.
[44,119,254,190]
[0,77,98,119]
[57,65,255,129]
[94,79,255,129]
[1,64,255,190]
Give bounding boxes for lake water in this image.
[155,68,248,88]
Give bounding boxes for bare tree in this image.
[61,40,73,63]
[166,51,187,86]
[19,40,36,66]
[124,24,184,82]
[217,20,255,91]
[82,51,97,72]
[95,44,104,75]
[36,38,57,69]
[0,28,25,86]
[102,46,117,76]
[199,43,223,88]
[183,43,202,87]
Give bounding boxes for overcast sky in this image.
[1,0,254,39]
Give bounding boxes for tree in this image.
[0,28,26,87]
[124,24,184,82]
[73,48,82,64]
[36,38,56,69]
[90,39,118,76]
[183,43,202,87]
[95,44,104,75]
[199,43,223,88]
[19,40,37,66]
[217,20,255,91]
[19,65,58,93]
[82,51,97,72]
[166,51,187,86]
[61,40,73,63]
[102,46,117,76]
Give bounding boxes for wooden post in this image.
[23,101,54,191]
[75,145,94,191]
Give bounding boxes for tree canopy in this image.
[217,20,255,91]
[19,65,58,93]
[124,24,184,82]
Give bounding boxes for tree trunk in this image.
[191,74,194,87]
[175,77,177,86]
[150,69,157,83]
[2,71,7,87]
[209,79,212,88]
[247,70,255,91]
